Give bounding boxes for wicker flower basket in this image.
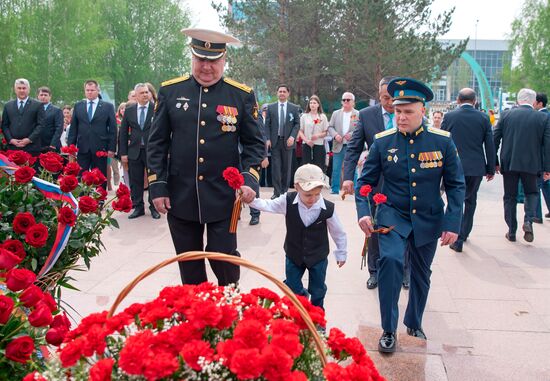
[107,251,328,366]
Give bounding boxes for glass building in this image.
[434,40,512,107]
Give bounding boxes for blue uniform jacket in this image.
[356,125,465,247]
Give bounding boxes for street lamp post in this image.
[472,19,479,94]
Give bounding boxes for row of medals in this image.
[420,160,443,168]
[218,114,237,132]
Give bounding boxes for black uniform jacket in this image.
[147,75,265,223]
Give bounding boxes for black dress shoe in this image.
[128,209,145,219]
[533,217,543,224]
[406,327,427,340]
[450,241,463,252]
[249,216,260,225]
[545,212,550,219]
[505,232,516,242]
[378,331,397,353]
[366,275,378,289]
[150,207,161,219]
[402,278,410,290]
[522,222,534,242]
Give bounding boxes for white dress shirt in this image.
[249,193,347,261]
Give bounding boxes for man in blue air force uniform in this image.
[356,78,465,353]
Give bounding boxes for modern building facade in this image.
[433,40,512,107]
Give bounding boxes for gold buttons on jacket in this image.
[200,121,206,126]
[202,103,207,108]
[412,196,417,201]
[412,209,417,214]
[203,88,209,93]
[409,139,414,144]
[199,157,204,163]
[200,139,205,144]
[411,168,416,173]
[410,154,415,158]
[412,182,417,187]
[198,175,204,180]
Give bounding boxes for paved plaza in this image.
[64,176,550,381]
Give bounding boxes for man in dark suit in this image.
[534,92,550,220]
[357,77,465,353]
[147,28,264,286]
[1,78,44,156]
[37,86,63,152]
[343,76,410,290]
[265,85,301,199]
[249,103,270,225]
[441,88,496,252]
[119,83,160,220]
[68,80,117,178]
[494,88,550,242]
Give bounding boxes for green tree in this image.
[216,0,466,107]
[509,0,550,92]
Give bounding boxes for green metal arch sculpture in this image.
[460,52,494,111]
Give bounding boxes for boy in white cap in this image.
[242,163,347,308]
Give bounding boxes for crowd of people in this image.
[2,27,550,356]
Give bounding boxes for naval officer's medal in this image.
[217,105,238,132]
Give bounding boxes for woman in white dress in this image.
[298,95,329,171]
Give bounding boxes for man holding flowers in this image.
[356,77,465,353]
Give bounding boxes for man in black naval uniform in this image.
[147,28,265,286]
[356,78,465,353]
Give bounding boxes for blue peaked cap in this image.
[387,77,434,105]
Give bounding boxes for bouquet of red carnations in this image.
[26,282,384,381]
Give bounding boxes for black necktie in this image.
[279,103,285,136]
[19,100,24,112]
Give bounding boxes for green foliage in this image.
[509,0,550,93]
[0,0,191,106]
[216,0,466,107]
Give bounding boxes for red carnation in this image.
[372,193,388,205]
[89,358,115,381]
[14,166,35,184]
[112,196,132,213]
[223,167,244,190]
[28,302,54,327]
[359,185,372,197]
[95,150,108,158]
[79,196,98,214]
[95,186,108,201]
[59,175,79,193]
[116,183,130,198]
[58,207,77,226]
[51,313,71,330]
[0,295,15,324]
[39,152,64,173]
[63,162,81,176]
[229,348,263,380]
[6,268,37,291]
[23,372,47,381]
[19,285,44,308]
[180,340,214,371]
[5,336,34,363]
[61,144,78,156]
[12,212,36,234]
[0,248,23,270]
[2,239,26,260]
[25,223,49,248]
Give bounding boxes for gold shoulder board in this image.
[375,127,397,139]
[224,77,252,93]
[161,74,190,87]
[428,126,451,137]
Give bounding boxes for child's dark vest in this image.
[284,192,334,267]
